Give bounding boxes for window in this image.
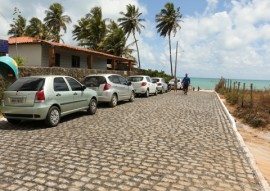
[55,53,60,67]
[146,77,151,82]
[118,76,128,85]
[84,76,106,87]
[72,55,80,68]
[54,77,69,91]
[66,77,82,91]
[7,78,45,91]
[108,75,120,84]
[127,77,143,82]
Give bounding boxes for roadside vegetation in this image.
[215,78,270,129]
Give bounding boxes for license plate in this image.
[11,97,24,104]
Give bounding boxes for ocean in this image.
[180,77,270,91]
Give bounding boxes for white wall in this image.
[9,44,42,66]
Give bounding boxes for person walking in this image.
[182,73,190,95]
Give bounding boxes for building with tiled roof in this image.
[8,36,136,71]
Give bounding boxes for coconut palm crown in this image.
[156,2,183,77]
[118,4,145,69]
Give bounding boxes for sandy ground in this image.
[220,96,270,184]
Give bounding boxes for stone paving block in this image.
[0,92,266,190]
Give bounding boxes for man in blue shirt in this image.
[182,73,190,95]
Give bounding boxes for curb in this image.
[215,92,270,191]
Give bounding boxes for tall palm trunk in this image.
[168,33,173,77]
[133,31,141,69]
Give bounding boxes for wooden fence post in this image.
[241,83,245,107]
[229,80,232,92]
[250,83,253,108]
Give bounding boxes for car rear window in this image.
[7,78,45,91]
[152,79,160,83]
[128,77,143,82]
[84,76,107,87]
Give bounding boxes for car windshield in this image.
[128,77,143,82]
[152,79,160,83]
[7,77,45,91]
[84,76,107,87]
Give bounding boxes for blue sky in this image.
[0,0,270,80]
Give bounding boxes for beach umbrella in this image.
[0,56,19,79]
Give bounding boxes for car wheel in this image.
[145,90,149,97]
[46,106,60,127]
[129,91,135,102]
[160,88,164,94]
[7,118,21,125]
[109,94,118,107]
[154,89,158,96]
[87,98,97,115]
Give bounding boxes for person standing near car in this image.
[182,73,190,95]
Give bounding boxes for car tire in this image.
[46,106,60,127]
[160,88,164,94]
[7,118,21,125]
[109,94,118,107]
[145,90,149,97]
[154,89,158,96]
[87,98,97,115]
[129,91,135,102]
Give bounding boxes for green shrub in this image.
[225,92,239,105]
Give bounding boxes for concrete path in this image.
[0,91,268,191]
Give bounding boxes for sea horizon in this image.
[177,77,270,90]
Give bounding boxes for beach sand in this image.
[220,96,270,184]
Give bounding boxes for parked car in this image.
[1,75,98,127]
[169,78,182,90]
[83,74,135,107]
[127,75,157,97]
[151,77,168,94]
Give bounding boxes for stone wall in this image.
[18,66,144,82]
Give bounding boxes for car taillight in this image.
[103,83,111,90]
[35,90,45,102]
[141,82,147,86]
[158,83,162,86]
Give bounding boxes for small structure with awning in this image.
[0,56,18,80]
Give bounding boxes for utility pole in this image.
[174,41,178,80]
[13,7,21,58]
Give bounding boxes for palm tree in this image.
[8,15,27,37]
[118,4,145,68]
[26,17,50,40]
[44,3,72,42]
[100,20,127,56]
[72,7,106,50]
[72,17,91,47]
[156,3,182,77]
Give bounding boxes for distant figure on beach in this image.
[182,73,190,95]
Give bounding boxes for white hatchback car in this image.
[127,75,157,97]
[83,74,135,107]
[151,77,168,94]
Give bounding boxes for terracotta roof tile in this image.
[8,36,135,64]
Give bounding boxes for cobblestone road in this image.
[0,91,266,191]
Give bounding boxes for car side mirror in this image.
[127,81,132,86]
[82,85,86,91]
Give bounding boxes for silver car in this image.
[1,75,98,127]
[83,74,135,107]
[151,77,168,94]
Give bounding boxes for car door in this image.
[65,77,88,110]
[146,77,155,93]
[108,75,122,99]
[118,75,130,99]
[53,77,74,113]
